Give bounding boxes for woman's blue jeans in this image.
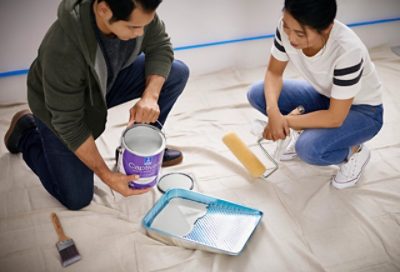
[20,55,189,210]
[247,79,383,166]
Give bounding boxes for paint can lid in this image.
[157,172,194,193]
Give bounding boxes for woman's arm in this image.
[264,56,290,141]
[285,97,353,130]
[265,55,288,114]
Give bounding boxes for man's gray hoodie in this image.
[27,0,173,151]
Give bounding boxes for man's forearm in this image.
[143,75,165,100]
[74,135,111,183]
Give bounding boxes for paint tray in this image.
[143,188,263,255]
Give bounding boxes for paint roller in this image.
[222,106,305,179]
[222,132,278,179]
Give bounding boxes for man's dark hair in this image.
[98,0,162,22]
[284,0,337,33]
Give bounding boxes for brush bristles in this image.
[57,239,81,267]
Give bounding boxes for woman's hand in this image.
[264,106,305,140]
[263,110,290,141]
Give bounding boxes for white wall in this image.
[0,0,399,82]
[159,0,400,74]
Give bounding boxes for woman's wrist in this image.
[266,105,280,115]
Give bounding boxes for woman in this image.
[247,0,383,189]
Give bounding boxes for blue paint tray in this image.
[143,189,263,255]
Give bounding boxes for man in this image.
[4,0,189,210]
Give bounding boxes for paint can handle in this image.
[127,120,164,131]
[155,120,164,131]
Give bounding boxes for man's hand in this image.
[128,75,165,126]
[128,97,160,125]
[101,170,151,196]
[74,136,150,197]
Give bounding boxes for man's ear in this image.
[97,1,113,21]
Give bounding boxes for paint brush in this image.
[50,212,81,267]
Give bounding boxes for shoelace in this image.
[338,155,358,178]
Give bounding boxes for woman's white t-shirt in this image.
[271,19,383,105]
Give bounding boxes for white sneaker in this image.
[331,145,370,189]
[279,130,301,161]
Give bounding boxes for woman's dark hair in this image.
[98,0,162,22]
[284,0,337,33]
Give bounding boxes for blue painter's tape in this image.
[0,69,30,78]
[174,34,275,51]
[347,17,400,28]
[174,17,400,51]
[1,16,399,78]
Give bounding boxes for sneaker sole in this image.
[162,155,183,167]
[331,151,371,189]
[280,152,297,161]
[4,110,32,153]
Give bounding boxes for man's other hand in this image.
[128,97,160,126]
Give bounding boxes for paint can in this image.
[117,124,166,189]
[157,172,195,193]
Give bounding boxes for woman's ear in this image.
[323,23,334,35]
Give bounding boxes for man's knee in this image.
[61,189,93,210]
[169,60,190,88]
[63,196,92,211]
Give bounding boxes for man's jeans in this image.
[20,55,189,210]
[247,79,383,166]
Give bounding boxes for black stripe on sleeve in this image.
[274,39,286,53]
[333,69,363,86]
[276,28,282,41]
[334,59,364,76]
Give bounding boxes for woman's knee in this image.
[295,135,328,166]
[246,87,256,107]
[247,81,266,113]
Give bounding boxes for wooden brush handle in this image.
[51,213,70,241]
